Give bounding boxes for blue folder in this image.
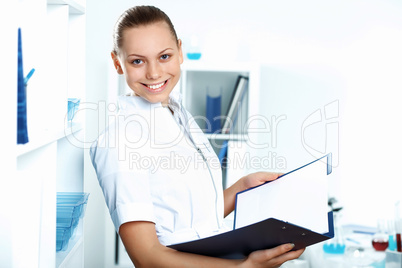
[205,93,221,134]
[169,154,334,259]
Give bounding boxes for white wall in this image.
[0,1,17,265]
[85,0,402,266]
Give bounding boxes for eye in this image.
[132,59,143,65]
[160,54,170,60]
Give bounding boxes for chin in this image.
[145,93,170,104]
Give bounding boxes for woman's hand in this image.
[119,221,304,267]
[240,244,305,268]
[241,172,283,190]
[223,172,282,217]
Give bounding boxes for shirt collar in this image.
[168,90,183,113]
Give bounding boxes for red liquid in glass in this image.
[397,233,402,252]
[372,239,389,251]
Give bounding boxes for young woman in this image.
[90,5,305,267]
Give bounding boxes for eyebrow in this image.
[127,48,174,58]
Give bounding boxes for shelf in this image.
[181,67,251,136]
[180,62,260,191]
[56,235,83,268]
[7,0,87,266]
[16,122,83,157]
[47,0,85,14]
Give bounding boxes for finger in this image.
[266,172,283,181]
[276,243,296,254]
[270,248,306,265]
[275,172,285,178]
[257,243,296,260]
[247,244,298,267]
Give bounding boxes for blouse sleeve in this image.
[90,136,156,233]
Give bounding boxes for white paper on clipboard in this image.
[234,156,330,234]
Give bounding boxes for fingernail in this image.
[287,243,295,250]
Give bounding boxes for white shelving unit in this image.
[0,0,17,265]
[3,0,86,267]
[180,61,261,189]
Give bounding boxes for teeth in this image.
[147,81,165,90]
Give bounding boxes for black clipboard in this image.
[169,212,334,259]
[169,154,334,259]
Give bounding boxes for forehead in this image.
[120,22,177,55]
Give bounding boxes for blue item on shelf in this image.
[56,227,71,251]
[23,68,35,85]
[67,98,80,121]
[218,140,228,167]
[186,52,202,60]
[388,234,397,251]
[57,192,89,216]
[206,93,221,134]
[57,192,89,206]
[17,28,29,144]
[323,243,346,254]
[56,192,89,252]
[57,206,81,228]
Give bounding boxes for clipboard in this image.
[234,153,332,233]
[169,154,334,259]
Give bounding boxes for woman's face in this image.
[113,22,183,106]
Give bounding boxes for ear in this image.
[177,39,184,64]
[111,52,124,75]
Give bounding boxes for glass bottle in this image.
[387,219,397,251]
[186,35,202,60]
[372,218,389,251]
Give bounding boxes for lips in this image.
[142,80,168,93]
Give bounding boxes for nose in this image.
[146,61,162,80]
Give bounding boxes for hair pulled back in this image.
[112,6,178,54]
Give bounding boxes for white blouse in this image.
[90,92,229,246]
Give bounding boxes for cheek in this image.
[166,60,182,76]
[124,67,144,84]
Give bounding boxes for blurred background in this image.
[2,0,401,267]
[84,0,402,266]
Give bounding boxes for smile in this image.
[142,80,168,92]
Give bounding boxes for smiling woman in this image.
[111,9,183,106]
[90,5,304,268]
